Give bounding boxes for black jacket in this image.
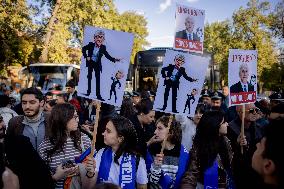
[82,43,116,71]
[230,81,254,93]
[161,64,194,88]
[175,29,200,41]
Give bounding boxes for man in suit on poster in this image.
[175,16,200,41]
[230,63,254,93]
[82,30,120,101]
[159,54,198,113]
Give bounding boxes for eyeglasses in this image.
[247,108,260,114]
[94,35,104,39]
[176,59,184,62]
[73,115,79,120]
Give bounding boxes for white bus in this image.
[19,63,80,93]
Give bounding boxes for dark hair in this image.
[0,95,10,107]
[120,98,136,119]
[136,98,153,114]
[95,183,121,189]
[21,87,44,102]
[195,103,206,114]
[156,116,182,145]
[47,99,57,107]
[271,102,284,114]
[45,92,52,97]
[47,103,81,158]
[262,118,284,187]
[107,115,138,164]
[140,90,150,99]
[193,110,227,173]
[66,80,75,88]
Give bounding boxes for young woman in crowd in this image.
[38,103,92,189]
[120,98,136,119]
[84,115,148,189]
[147,116,190,189]
[129,98,156,157]
[180,110,234,189]
[44,99,57,112]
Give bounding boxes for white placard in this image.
[153,49,209,116]
[228,49,257,106]
[174,4,205,54]
[78,26,134,107]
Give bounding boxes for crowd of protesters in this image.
[0,80,283,189]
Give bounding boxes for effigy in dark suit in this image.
[82,30,119,101]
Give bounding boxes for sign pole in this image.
[90,101,101,157]
[241,104,245,154]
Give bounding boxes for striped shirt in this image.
[148,143,181,189]
[38,134,91,189]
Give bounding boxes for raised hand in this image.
[85,156,96,173]
[154,153,164,168]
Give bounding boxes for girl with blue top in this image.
[85,115,148,189]
[180,110,234,189]
[146,116,190,189]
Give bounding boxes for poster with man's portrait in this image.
[228,49,257,106]
[77,26,134,107]
[153,49,209,117]
[174,4,205,54]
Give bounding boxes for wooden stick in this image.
[90,101,101,157]
[160,114,174,154]
[241,104,245,154]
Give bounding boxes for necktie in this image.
[188,33,191,40]
[243,85,247,92]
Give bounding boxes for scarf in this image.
[145,145,189,189]
[204,159,235,189]
[97,148,136,189]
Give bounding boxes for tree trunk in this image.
[39,0,62,63]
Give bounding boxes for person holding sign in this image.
[175,16,200,41]
[230,63,254,93]
[87,115,148,189]
[227,103,263,189]
[159,54,198,113]
[146,116,189,189]
[181,110,234,189]
[82,30,120,101]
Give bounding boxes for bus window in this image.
[30,66,68,92]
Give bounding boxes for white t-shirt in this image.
[95,148,148,186]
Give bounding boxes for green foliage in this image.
[0,0,37,74]
[204,0,278,88]
[38,0,148,64]
[118,11,149,63]
[0,0,149,71]
[269,0,284,41]
[204,21,232,83]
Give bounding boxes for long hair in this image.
[193,110,227,173]
[47,103,81,159]
[156,116,182,145]
[136,98,153,115]
[120,98,136,119]
[107,115,138,164]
